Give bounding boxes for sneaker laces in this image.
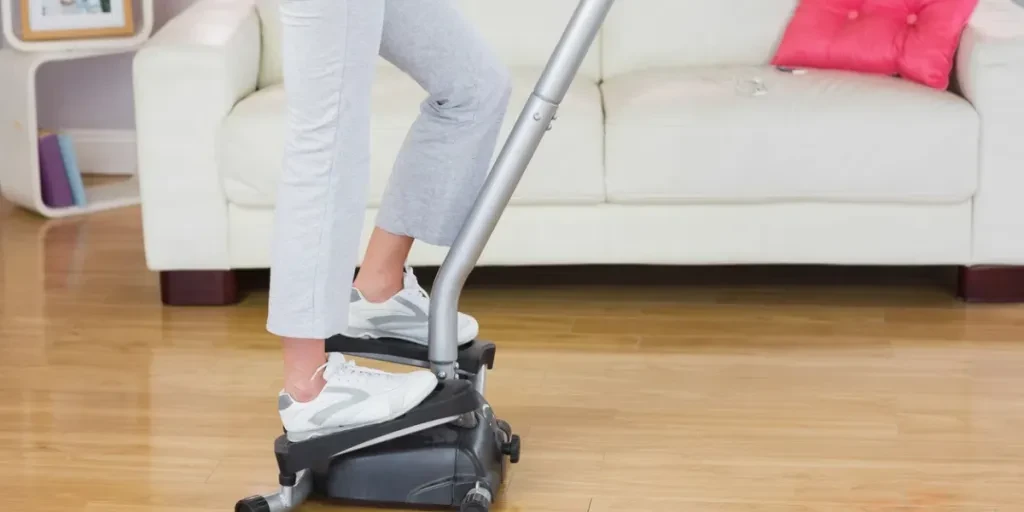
[403,266,468,327]
[403,265,429,300]
[311,355,398,385]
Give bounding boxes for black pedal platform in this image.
[326,335,496,376]
[274,379,483,477]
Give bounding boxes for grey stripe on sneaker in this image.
[366,296,428,327]
[309,387,372,426]
[279,393,294,411]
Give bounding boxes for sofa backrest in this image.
[254,0,602,89]
[600,0,798,78]
[255,0,799,87]
[255,0,283,88]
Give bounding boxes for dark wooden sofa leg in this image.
[958,266,1024,303]
[160,270,241,306]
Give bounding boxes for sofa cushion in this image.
[772,0,980,89]
[218,67,605,208]
[602,66,979,204]
[254,0,601,88]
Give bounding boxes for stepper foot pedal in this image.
[274,379,483,476]
[326,335,496,375]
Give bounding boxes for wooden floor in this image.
[3,199,1024,512]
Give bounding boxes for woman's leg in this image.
[269,0,436,439]
[352,228,413,302]
[345,0,513,346]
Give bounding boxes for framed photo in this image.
[20,0,134,41]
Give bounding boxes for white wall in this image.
[1,0,198,131]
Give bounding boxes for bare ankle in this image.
[354,267,403,303]
[281,337,328,402]
[285,376,326,403]
[356,227,413,302]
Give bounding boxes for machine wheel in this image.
[502,434,521,463]
[496,419,512,438]
[460,491,491,512]
[235,495,271,512]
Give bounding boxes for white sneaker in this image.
[278,353,438,441]
[344,266,479,346]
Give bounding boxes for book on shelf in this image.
[37,130,88,209]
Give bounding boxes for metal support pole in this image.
[258,470,313,512]
[428,0,616,378]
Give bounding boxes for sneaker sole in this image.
[342,327,476,346]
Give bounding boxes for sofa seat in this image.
[603,66,980,205]
[218,66,606,209]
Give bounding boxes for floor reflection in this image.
[3,198,1024,511]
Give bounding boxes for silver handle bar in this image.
[427,0,616,379]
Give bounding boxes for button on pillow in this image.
[772,0,979,89]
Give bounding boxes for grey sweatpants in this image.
[266,0,512,339]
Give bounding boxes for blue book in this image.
[57,134,87,207]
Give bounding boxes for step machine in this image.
[234,1,614,510]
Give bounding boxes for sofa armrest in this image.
[956,0,1024,264]
[133,0,261,271]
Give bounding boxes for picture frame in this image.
[20,0,134,41]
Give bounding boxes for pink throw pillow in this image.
[772,0,979,89]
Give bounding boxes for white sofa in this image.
[133,0,1024,305]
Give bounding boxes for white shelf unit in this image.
[0,47,141,217]
[1,0,154,52]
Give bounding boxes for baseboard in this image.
[63,129,137,176]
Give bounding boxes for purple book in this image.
[38,133,74,208]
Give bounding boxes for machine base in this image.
[311,406,518,511]
[236,406,518,512]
